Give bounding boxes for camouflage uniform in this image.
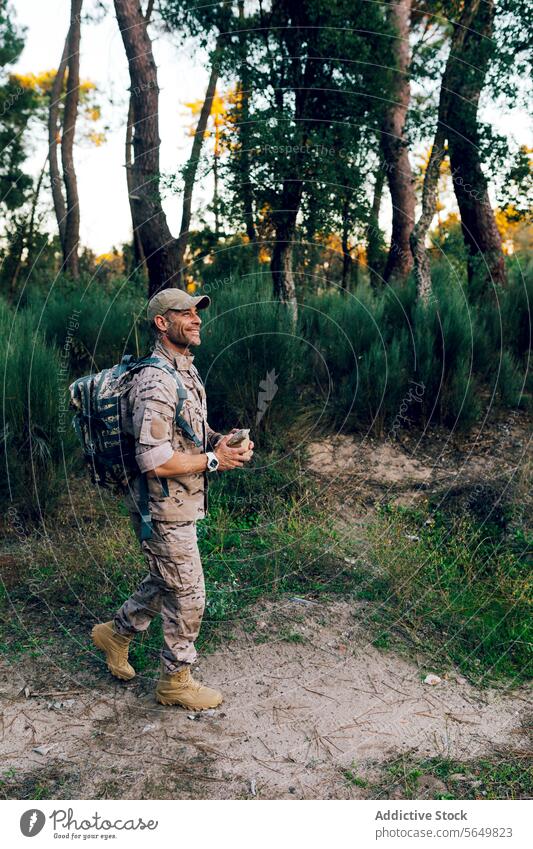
[114,339,222,672]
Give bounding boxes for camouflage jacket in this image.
[122,339,222,522]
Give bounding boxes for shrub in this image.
[0,299,78,518]
[27,283,147,376]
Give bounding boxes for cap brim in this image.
[192,295,211,309]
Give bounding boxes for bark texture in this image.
[367,162,386,289]
[60,0,83,278]
[238,0,257,246]
[410,1,483,300]
[176,43,221,279]
[380,0,415,283]
[48,35,69,253]
[447,0,506,290]
[270,177,302,323]
[125,0,153,273]
[114,0,180,295]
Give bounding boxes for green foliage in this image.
[194,273,308,433]
[0,299,78,517]
[27,284,148,375]
[0,3,36,213]
[366,505,532,683]
[378,753,532,800]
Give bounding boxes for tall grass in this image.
[194,274,310,435]
[26,285,147,375]
[367,504,532,682]
[0,300,78,518]
[2,260,530,518]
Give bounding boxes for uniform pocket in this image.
[139,403,173,446]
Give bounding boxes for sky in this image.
[10,0,532,254]
[13,0,214,254]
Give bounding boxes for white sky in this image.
[10,0,532,254]
[13,0,213,254]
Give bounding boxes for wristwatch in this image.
[206,451,219,472]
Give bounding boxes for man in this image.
[91,289,253,710]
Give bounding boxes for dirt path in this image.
[1,596,530,800]
[1,413,531,799]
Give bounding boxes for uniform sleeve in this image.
[206,423,223,450]
[128,368,176,473]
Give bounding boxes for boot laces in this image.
[180,667,202,692]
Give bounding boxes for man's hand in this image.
[215,433,254,471]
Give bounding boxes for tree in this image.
[125,0,154,273]
[380,0,416,283]
[47,0,83,278]
[222,0,388,317]
[114,0,181,295]
[0,2,34,217]
[177,44,224,279]
[159,0,232,282]
[410,0,482,300]
[61,0,83,278]
[446,0,506,291]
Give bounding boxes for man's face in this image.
[160,306,202,349]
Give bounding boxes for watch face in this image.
[208,456,218,470]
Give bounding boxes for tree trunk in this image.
[447,0,506,291]
[271,238,298,325]
[124,0,153,274]
[48,34,69,253]
[270,179,301,323]
[26,156,48,271]
[126,96,146,270]
[238,0,256,247]
[380,0,415,282]
[341,195,352,294]
[60,0,83,279]
[411,0,485,301]
[176,44,221,280]
[114,0,180,296]
[368,162,386,289]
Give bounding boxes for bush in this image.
[194,273,309,435]
[0,299,78,518]
[367,505,532,682]
[26,282,148,377]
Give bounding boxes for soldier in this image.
[91,289,254,709]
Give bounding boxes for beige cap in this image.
[146,288,211,322]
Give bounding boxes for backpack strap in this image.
[138,472,152,541]
[122,355,204,543]
[123,355,203,448]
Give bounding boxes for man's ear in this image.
[153,313,168,333]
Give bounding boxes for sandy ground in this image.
[1,413,531,799]
[0,597,530,800]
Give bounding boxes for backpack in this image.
[69,354,202,540]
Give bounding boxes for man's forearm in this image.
[146,450,208,478]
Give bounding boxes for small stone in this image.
[250,779,257,796]
[33,745,53,756]
[424,674,442,686]
[142,723,156,733]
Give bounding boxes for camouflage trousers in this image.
[114,514,205,673]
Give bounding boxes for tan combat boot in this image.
[91,621,135,681]
[155,663,223,709]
